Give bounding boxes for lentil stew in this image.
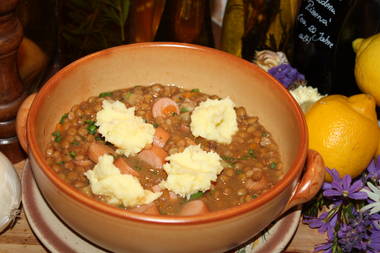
[45,84,284,216]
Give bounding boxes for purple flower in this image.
[323,168,367,200]
[367,230,380,252]
[370,213,380,230]
[268,63,305,88]
[304,211,337,234]
[338,211,372,251]
[314,240,333,253]
[314,230,335,253]
[365,156,380,182]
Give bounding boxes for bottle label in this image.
[296,0,346,49]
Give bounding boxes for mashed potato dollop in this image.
[96,100,155,156]
[159,145,223,199]
[84,154,161,207]
[190,97,238,144]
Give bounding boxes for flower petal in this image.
[342,175,352,190]
[350,191,368,200]
[323,189,342,197]
[350,179,364,192]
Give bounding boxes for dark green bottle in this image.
[293,0,380,96]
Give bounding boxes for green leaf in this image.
[248,148,256,158]
[87,124,98,135]
[269,162,277,169]
[189,191,204,200]
[60,113,69,124]
[71,140,80,146]
[99,91,113,98]
[69,151,77,158]
[52,131,62,143]
[180,107,190,113]
[85,120,95,124]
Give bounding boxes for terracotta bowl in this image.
[17,42,325,253]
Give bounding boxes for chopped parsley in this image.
[191,88,200,93]
[134,166,142,171]
[235,169,243,175]
[85,120,98,135]
[95,136,103,141]
[180,107,190,113]
[189,191,204,200]
[269,162,277,169]
[71,140,80,146]
[56,161,65,165]
[247,149,256,158]
[69,151,77,158]
[123,92,132,100]
[52,131,62,143]
[59,113,68,124]
[85,120,95,124]
[152,123,159,128]
[99,92,113,98]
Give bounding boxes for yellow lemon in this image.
[353,33,380,106]
[306,94,379,181]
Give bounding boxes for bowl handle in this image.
[16,93,36,152]
[282,149,325,213]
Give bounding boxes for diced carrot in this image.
[181,92,195,98]
[88,142,114,163]
[137,145,168,169]
[152,97,180,118]
[179,200,209,216]
[129,203,160,215]
[114,157,139,177]
[153,127,170,148]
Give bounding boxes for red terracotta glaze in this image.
[19,42,324,253]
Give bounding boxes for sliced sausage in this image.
[137,145,168,169]
[129,203,160,215]
[179,200,209,216]
[114,157,139,177]
[153,127,170,148]
[88,142,114,163]
[152,97,179,118]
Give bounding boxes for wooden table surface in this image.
[0,161,326,253]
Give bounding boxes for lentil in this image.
[45,84,283,215]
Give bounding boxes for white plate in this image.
[22,160,301,253]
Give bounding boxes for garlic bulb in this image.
[0,152,21,233]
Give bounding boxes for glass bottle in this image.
[155,0,214,47]
[220,0,299,61]
[127,0,166,43]
[292,0,367,95]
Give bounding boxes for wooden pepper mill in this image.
[0,0,26,162]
